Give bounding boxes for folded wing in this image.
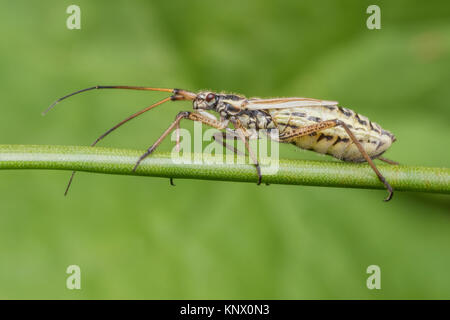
[245,97,338,110]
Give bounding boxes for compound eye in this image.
[205,93,215,102]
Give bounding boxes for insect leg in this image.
[336,120,394,201]
[378,157,399,165]
[212,131,245,156]
[213,128,270,186]
[63,96,173,196]
[170,121,182,186]
[279,120,394,201]
[278,120,338,140]
[230,118,262,185]
[133,112,229,171]
[212,131,272,185]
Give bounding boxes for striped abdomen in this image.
[269,105,396,162]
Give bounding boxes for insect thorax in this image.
[203,95,275,130]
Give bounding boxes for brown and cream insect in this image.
[45,86,397,200]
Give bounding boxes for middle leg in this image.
[230,118,262,185]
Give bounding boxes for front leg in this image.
[133,111,229,171]
[170,111,229,186]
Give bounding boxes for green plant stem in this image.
[0,144,448,194]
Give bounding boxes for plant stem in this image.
[0,144,448,194]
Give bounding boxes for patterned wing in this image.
[244,97,338,110]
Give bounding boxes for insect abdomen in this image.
[270,106,396,162]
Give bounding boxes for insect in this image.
[45,86,397,200]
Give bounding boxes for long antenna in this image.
[42,86,174,115]
[63,96,173,196]
[44,85,198,195]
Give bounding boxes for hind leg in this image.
[279,120,394,201]
[378,157,399,165]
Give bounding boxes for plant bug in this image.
[45,86,397,200]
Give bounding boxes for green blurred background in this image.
[0,0,449,299]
